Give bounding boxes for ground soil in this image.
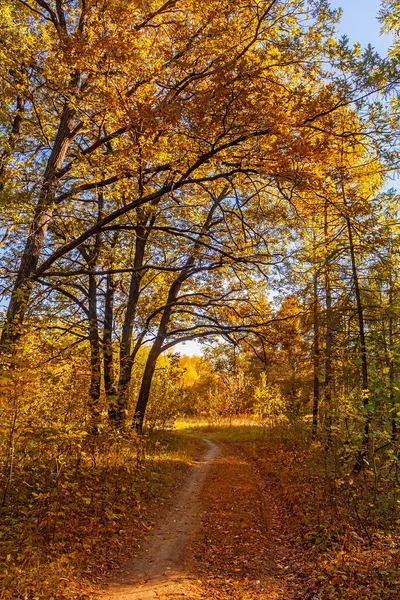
[99,438,303,600]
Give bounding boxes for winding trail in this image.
[102,439,220,600]
[100,437,299,600]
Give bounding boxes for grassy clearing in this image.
[0,429,201,600]
[179,418,400,600]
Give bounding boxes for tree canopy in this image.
[2,2,400,595]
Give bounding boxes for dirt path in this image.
[101,439,220,600]
[100,439,298,600]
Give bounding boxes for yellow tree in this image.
[0,0,346,361]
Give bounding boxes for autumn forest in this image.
[1,1,400,598]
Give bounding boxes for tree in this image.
[0,0,348,363]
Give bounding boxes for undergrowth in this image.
[0,428,199,600]
[182,419,400,600]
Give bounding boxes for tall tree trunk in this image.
[114,211,154,427]
[88,271,101,433]
[104,273,118,423]
[324,202,334,445]
[116,271,142,426]
[389,324,397,443]
[0,102,77,359]
[82,195,103,433]
[133,273,184,432]
[388,252,397,443]
[133,341,163,432]
[382,308,396,444]
[312,260,320,439]
[345,210,369,471]
[133,192,225,431]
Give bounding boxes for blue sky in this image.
[328,0,393,54]
[177,2,395,358]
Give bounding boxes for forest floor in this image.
[96,423,400,600]
[99,433,304,600]
[2,423,399,599]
